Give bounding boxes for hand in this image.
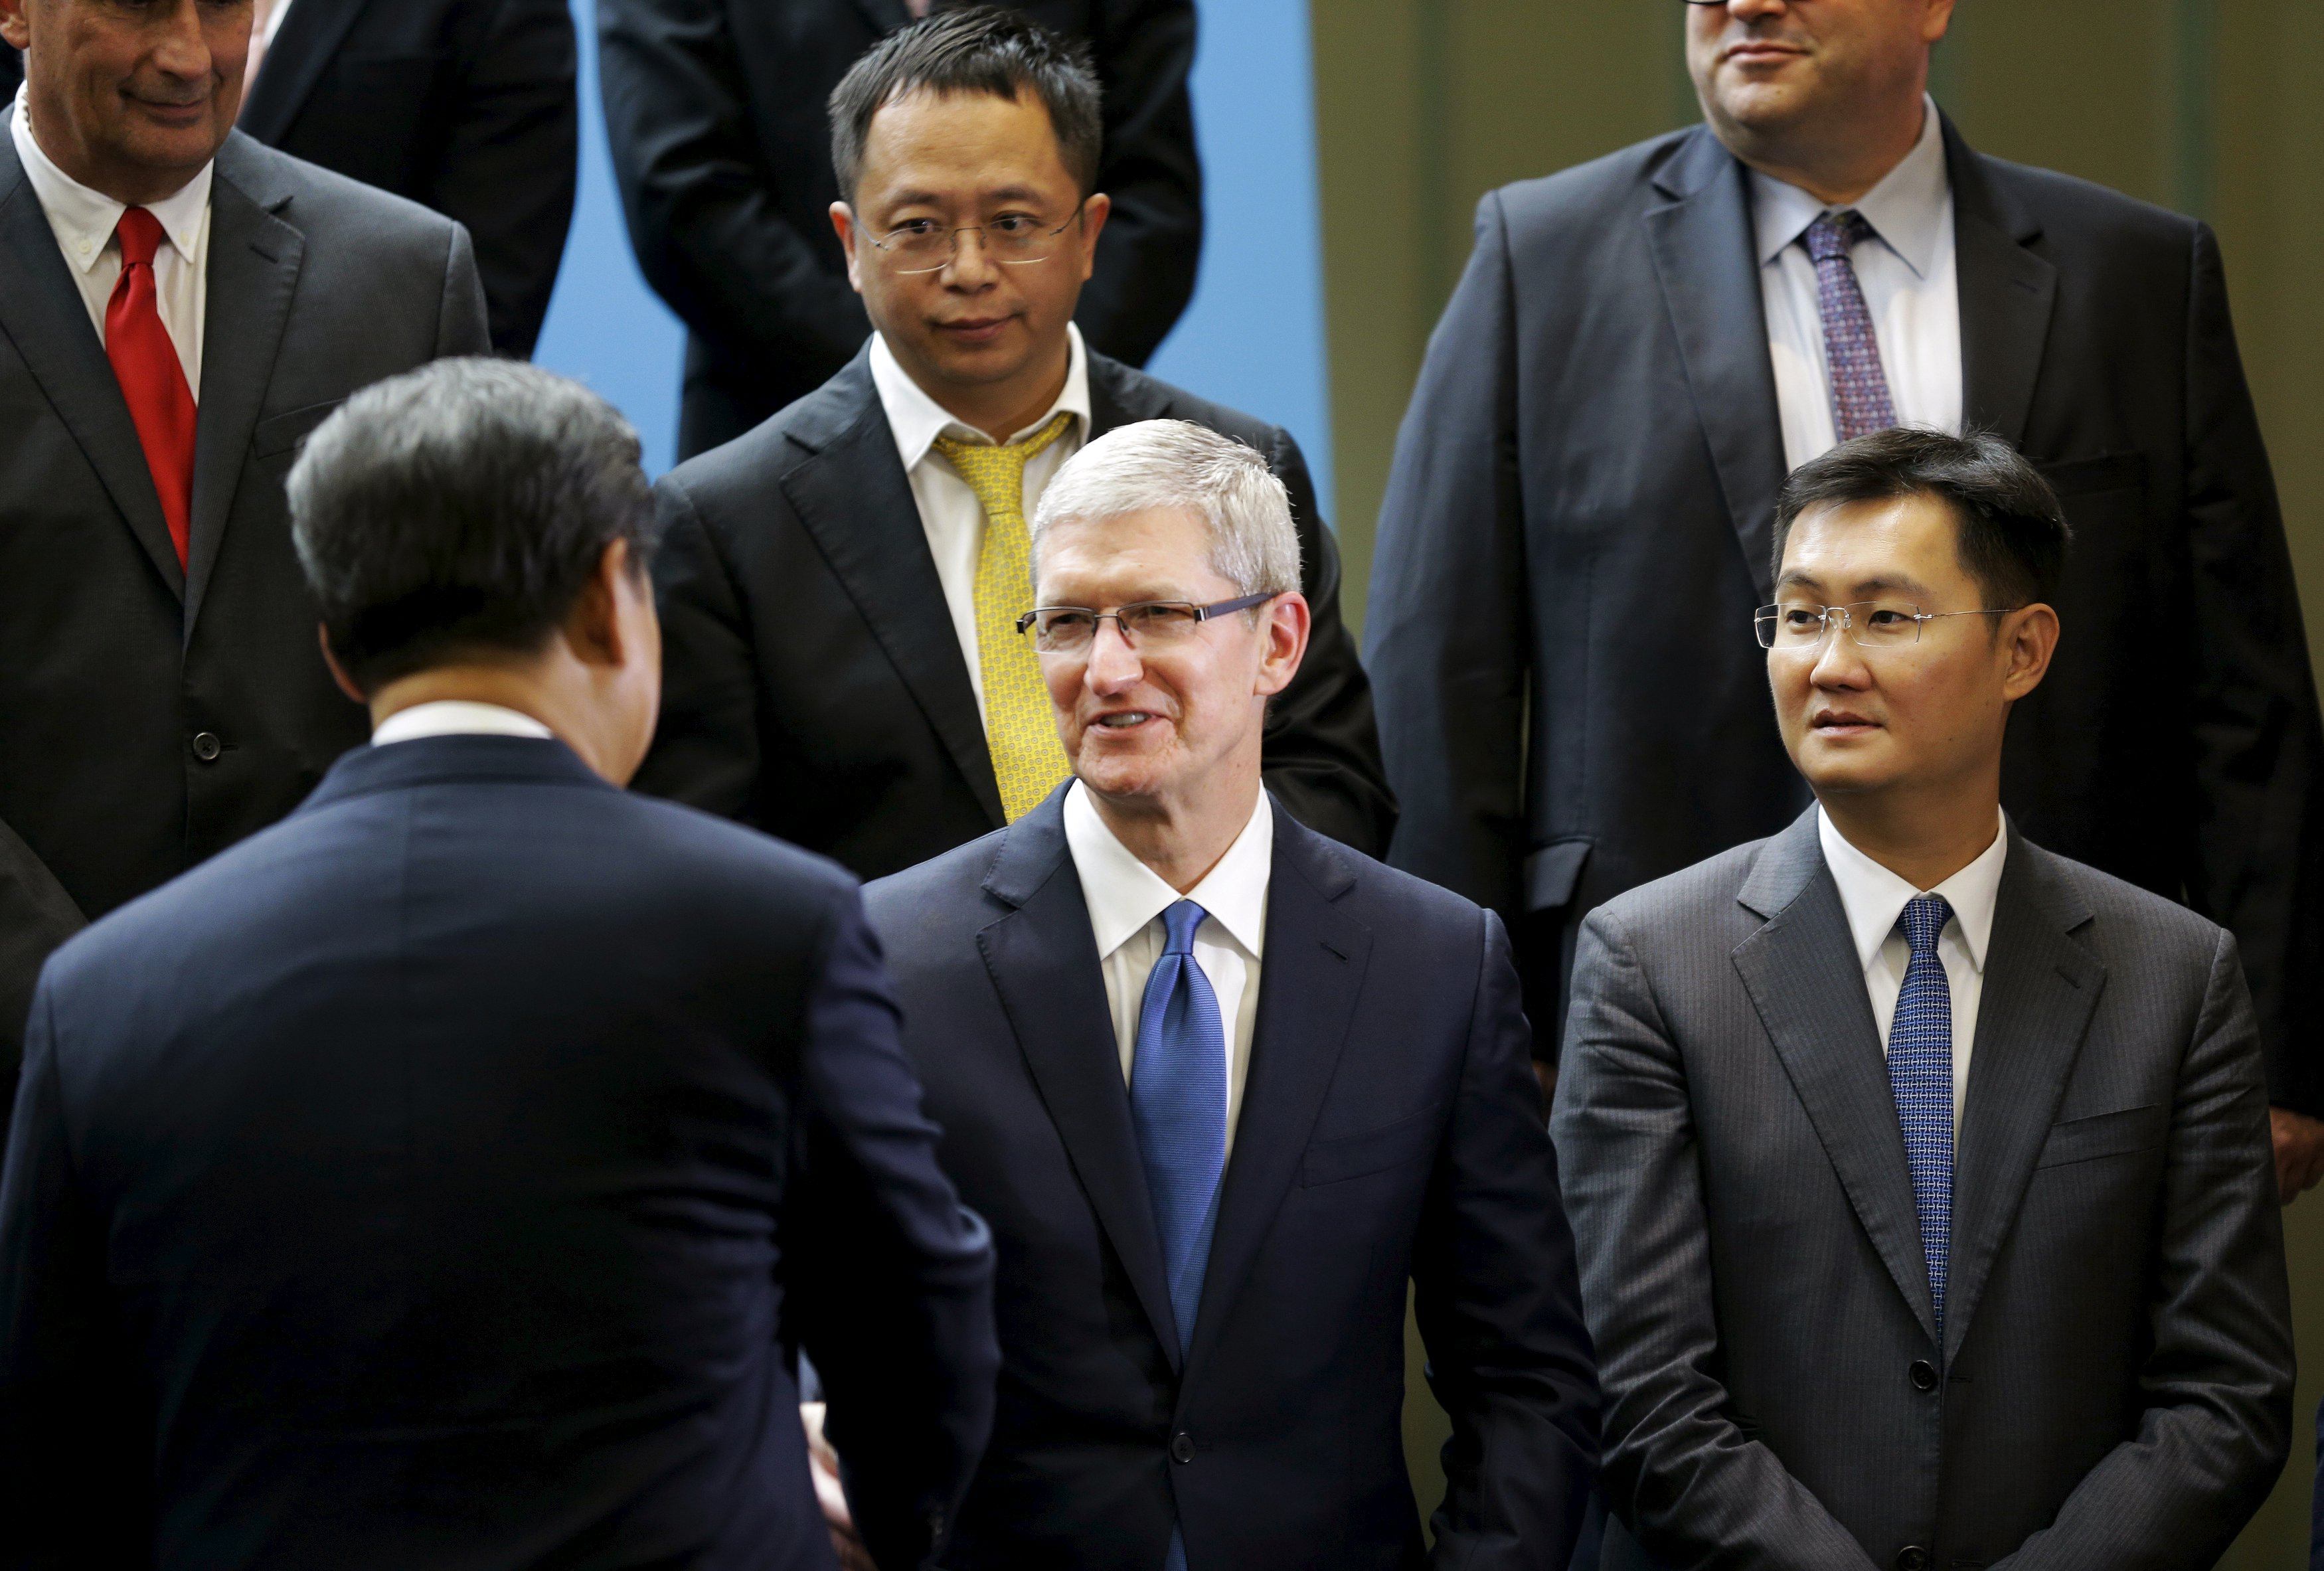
[802,1402,874,1571]
[2270,1106,2324,1204]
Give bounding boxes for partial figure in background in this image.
[1555,430,2293,1570]
[863,420,1597,1571]
[599,0,1202,458]
[1366,0,2324,1198]
[0,0,489,1145]
[0,360,999,1570]
[236,0,579,358]
[635,9,1390,878]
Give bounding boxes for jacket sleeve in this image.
[1550,908,1884,1570]
[596,0,867,385]
[1071,0,1202,367]
[1258,424,1397,859]
[0,819,83,1162]
[1986,930,2293,1570]
[2177,221,2324,1119]
[1412,911,1598,1570]
[420,0,577,358]
[1363,191,1530,921]
[784,891,999,1571]
[631,478,764,822]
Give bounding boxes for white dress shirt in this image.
[868,323,1093,724]
[1064,780,1272,1154]
[1818,804,2008,1128]
[371,701,555,746]
[11,86,212,397]
[1752,97,1961,473]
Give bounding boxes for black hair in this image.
[1772,426,2070,607]
[287,358,659,693]
[828,5,1103,201]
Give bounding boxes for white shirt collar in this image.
[1817,803,2009,977]
[371,701,556,747]
[1062,779,1273,961]
[869,319,1092,475]
[1751,95,1949,280]
[10,86,212,276]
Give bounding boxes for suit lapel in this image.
[1644,128,1789,605]
[236,0,373,145]
[1732,811,1938,1341]
[185,137,305,635]
[0,141,186,600]
[781,361,1005,827]
[1183,807,1370,1375]
[1942,837,2102,1362]
[1948,122,2056,451]
[977,798,1181,1369]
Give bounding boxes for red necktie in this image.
[106,207,197,568]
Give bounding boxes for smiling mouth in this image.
[1094,711,1155,729]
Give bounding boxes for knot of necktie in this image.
[115,207,167,270]
[929,408,1076,501]
[1803,207,1877,266]
[1161,900,1206,959]
[1896,893,1954,959]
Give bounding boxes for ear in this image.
[1074,192,1112,284]
[317,623,369,707]
[563,539,638,669]
[1923,0,1957,45]
[1998,602,2060,704]
[1253,591,1311,700]
[831,202,867,296]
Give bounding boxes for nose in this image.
[943,226,1001,288]
[1808,617,1872,690]
[153,0,218,79]
[1082,617,1143,695]
[1723,0,1789,20]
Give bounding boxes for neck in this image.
[368,664,623,784]
[1086,765,1262,895]
[925,337,1070,444]
[1816,772,2001,892]
[1718,92,1926,207]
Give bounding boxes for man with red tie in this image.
[0,0,487,1118]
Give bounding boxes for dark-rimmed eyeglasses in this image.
[1016,593,1281,655]
[1756,601,2015,651]
[854,207,1085,274]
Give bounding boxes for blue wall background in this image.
[533,0,1334,515]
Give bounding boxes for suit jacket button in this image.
[191,731,222,762]
[1909,1360,1938,1392]
[1895,1548,1929,1571]
[1169,1431,1195,1464]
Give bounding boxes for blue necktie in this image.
[1805,209,1900,442]
[1129,900,1226,1571]
[1891,894,1956,1332]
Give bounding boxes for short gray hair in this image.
[288,357,656,691]
[1031,420,1301,597]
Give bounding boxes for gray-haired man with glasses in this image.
[1554,427,2293,1571]
[634,7,1391,899]
[853,418,1599,1571]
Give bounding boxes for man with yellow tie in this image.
[635,6,1391,878]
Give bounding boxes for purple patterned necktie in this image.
[1804,209,1899,442]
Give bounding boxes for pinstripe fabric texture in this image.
[1804,210,1898,442]
[1890,895,1954,1330]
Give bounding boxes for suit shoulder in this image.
[2023,840,2224,953]
[1971,149,2201,249]
[1585,837,1771,937]
[659,372,871,511]
[1481,127,1697,232]
[227,135,463,249]
[1092,357,1295,461]
[863,827,1009,926]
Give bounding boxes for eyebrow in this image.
[880,184,1048,210]
[1775,570,1938,600]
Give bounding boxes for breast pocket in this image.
[1299,1102,1447,1188]
[2033,1103,2165,1170]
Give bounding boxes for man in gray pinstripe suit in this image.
[1553,428,2293,1570]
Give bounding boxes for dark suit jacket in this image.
[1365,118,2324,1119]
[598,0,1203,457]
[1552,809,2294,1570]
[238,0,578,357]
[634,348,1395,876]
[863,789,1597,1570]
[0,736,999,1571]
[0,132,488,946]
[0,816,81,1129]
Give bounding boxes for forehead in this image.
[1778,493,1971,594]
[859,86,1074,200]
[1037,507,1228,592]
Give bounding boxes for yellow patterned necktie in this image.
[932,410,1078,821]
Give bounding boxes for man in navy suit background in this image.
[859,420,1598,1570]
[0,359,999,1571]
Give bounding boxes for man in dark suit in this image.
[1554,430,2293,1569]
[0,0,489,1080]
[599,0,1201,458]
[1366,0,2324,1198]
[636,10,1390,877]
[0,359,999,1571]
[859,420,1596,1570]
[236,0,578,358]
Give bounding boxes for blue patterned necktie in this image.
[1129,900,1226,1571]
[1804,209,1900,442]
[1891,894,1956,1332]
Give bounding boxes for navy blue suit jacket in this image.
[863,789,1598,1570]
[0,736,999,1571]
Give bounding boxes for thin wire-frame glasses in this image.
[1017,593,1282,655]
[857,207,1085,274]
[1756,601,2013,651]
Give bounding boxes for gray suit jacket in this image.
[1551,809,2293,1571]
